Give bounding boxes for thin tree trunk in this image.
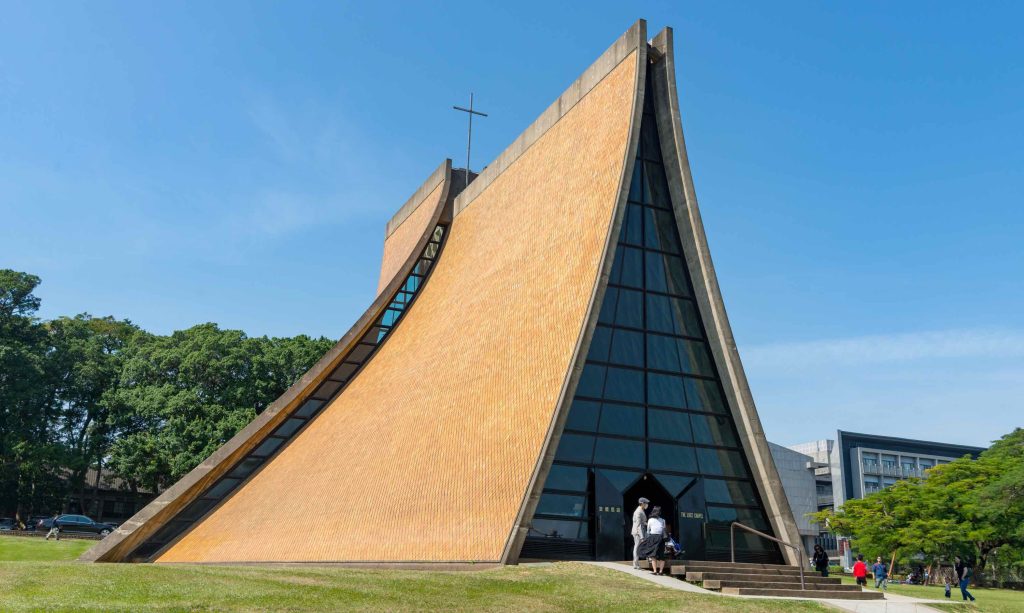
[92,457,103,521]
[28,479,35,517]
[976,543,992,577]
[77,470,87,515]
[72,414,93,514]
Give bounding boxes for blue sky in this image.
[2,2,1021,448]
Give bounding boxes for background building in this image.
[767,443,821,556]
[785,431,985,567]
[64,469,155,526]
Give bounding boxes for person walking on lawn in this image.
[44,513,61,541]
[852,554,868,587]
[955,556,976,602]
[872,556,888,590]
[942,565,956,598]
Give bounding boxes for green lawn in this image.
[0,536,94,561]
[0,538,828,613]
[839,576,1024,613]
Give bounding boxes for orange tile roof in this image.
[377,182,444,295]
[157,48,639,564]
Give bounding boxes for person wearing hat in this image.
[631,497,650,569]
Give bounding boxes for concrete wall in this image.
[767,442,819,552]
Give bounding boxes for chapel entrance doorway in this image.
[619,474,675,561]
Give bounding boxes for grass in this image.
[0,536,94,561]
[839,576,1024,613]
[0,539,829,613]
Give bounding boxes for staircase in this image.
[640,560,884,600]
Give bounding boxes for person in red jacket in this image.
[852,554,869,587]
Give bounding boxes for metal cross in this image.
[453,93,487,188]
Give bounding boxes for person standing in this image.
[942,565,956,598]
[954,556,976,602]
[638,506,668,575]
[852,554,868,588]
[631,497,649,569]
[44,513,61,541]
[812,544,830,577]
[872,556,888,590]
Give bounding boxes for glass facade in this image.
[128,225,448,560]
[524,80,778,562]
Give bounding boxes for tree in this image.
[1,270,335,520]
[0,270,61,520]
[0,269,41,319]
[251,335,333,408]
[106,324,332,492]
[979,428,1024,549]
[47,314,141,518]
[927,428,1024,574]
[814,429,1024,578]
[812,479,954,564]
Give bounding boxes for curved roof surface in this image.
[156,42,640,563]
[377,171,447,295]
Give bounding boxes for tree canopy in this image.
[813,428,1024,581]
[0,269,333,521]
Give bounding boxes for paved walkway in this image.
[587,562,951,613]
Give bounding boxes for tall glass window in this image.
[526,80,777,561]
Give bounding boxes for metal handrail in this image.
[730,522,806,590]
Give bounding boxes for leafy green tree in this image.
[2,269,333,519]
[927,428,1024,573]
[812,479,945,563]
[252,335,332,407]
[47,314,141,517]
[107,324,331,492]
[815,429,1024,577]
[0,270,61,520]
[979,428,1024,549]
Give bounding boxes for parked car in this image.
[37,514,115,536]
[0,518,16,531]
[23,515,49,531]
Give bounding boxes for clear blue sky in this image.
[3,2,1021,448]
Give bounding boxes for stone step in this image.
[674,564,825,578]
[679,570,840,585]
[637,559,683,569]
[703,579,861,591]
[674,559,806,572]
[720,587,885,600]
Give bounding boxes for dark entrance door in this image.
[620,474,675,561]
[675,477,706,560]
[594,470,625,561]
